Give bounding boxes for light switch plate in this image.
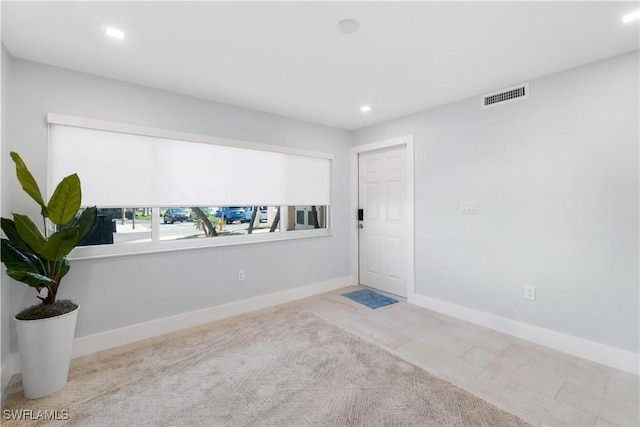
[459,201,477,214]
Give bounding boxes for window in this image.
[77,207,152,246]
[287,206,327,231]
[158,206,281,241]
[47,114,332,258]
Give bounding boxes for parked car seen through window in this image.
[215,207,246,224]
[163,208,192,224]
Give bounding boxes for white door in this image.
[293,206,315,230]
[358,147,407,297]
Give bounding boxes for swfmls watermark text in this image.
[3,409,69,421]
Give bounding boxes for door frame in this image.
[350,135,415,301]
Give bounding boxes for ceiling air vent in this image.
[481,83,529,109]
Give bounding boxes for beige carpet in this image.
[3,308,530,426]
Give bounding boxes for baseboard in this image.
[1,358,12,402]
[11,276,352,374]
[408,293,639,375]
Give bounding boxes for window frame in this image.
[46,114,333,260]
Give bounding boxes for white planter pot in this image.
[15,306,79,399]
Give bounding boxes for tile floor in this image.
[284,286,640,427]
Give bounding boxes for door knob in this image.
[358,224,364,229]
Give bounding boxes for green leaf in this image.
[5,269,55,288]
[40,226,79,261]
[13,214,46,254]
[1,217,33,252]
[48,174,81,226]
[1,239,41,273]
[57,258,71,281]
[76,206,98,243]
[10,152,48,216]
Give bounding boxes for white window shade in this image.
[48,121,331,207]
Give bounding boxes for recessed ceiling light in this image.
[102,24,125,40]
[337,19,360,35]
[360,105,372,112]
[623,10,639,23]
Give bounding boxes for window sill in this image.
[68,228,332,261]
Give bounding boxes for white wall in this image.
[4,57,352,356]
[354,51,639,357]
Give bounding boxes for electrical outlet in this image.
[459,201,477,214]
[238,269,245,282]
[524,285,535,300]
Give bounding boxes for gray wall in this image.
[354,51,639,353]
[1,44,11,388]
[5,57,352,353]
[3,48,638,363]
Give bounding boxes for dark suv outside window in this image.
[163,208,192,224]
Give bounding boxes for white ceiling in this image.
[2,1,639,130]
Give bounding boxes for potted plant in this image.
[1,152,97,399]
